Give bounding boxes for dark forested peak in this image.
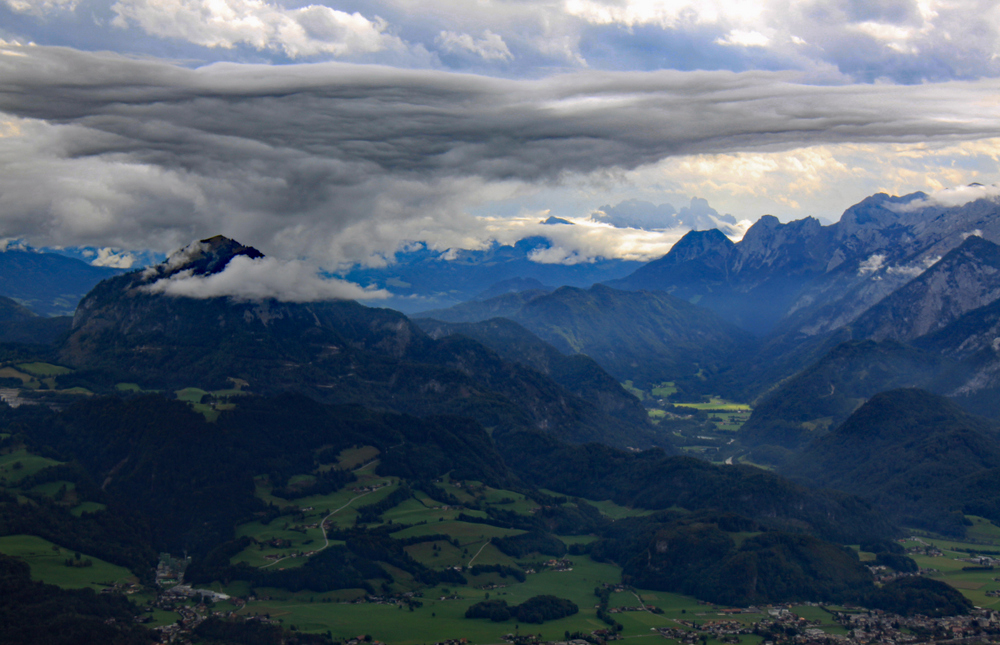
[833,388,994,440]
[738,339,952,453]
[0,295,37,321]
[782,387,1000,535]
[149,235,264,280]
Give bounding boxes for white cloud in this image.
[715,29,770,48]
[141,254,389,301]
[0,238,27,252]
[886,255,940,278]
[2,0,79,16]
[91,246,136,268]
[436,30,513,61]
[891,183,1000,212]
[110,0,402,58]
[858,253,886,275]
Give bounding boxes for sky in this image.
[0,0,999,292]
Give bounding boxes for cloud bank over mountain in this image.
[0,42,999,268]
[141,255,389,302]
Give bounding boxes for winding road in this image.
[261,489,374,569]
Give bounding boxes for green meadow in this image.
[0,535,135,590]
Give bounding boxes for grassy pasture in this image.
[233,477,402,567]
[967,516,1000,543]
[674,397,751,412]
[16,362,72,377]
[587,499,656,520]
[175,387,209,403]
[405,540,467,569]
[651,382,678,397]
[0,366,36,387]
[0,449,63,484]
[70,501,107,516]
[903,532,1000,607]
[336,445,380,470]
[0,534,134,590]
[237,556,624,645]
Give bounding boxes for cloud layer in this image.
[5,0,1000,83]
[141,254,389,301]
[0,44,999,268]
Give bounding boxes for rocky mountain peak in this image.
[147,235,264,281]
[660,228,734,266]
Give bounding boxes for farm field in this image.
[0,534,135,590]
[16,362,73,377]
[232,476,401,567]
[900,520,1000,608]
[0,448,63,484]
[237,556,625,644]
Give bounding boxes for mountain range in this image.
[4,187,1000,640]
[0,248,121,317]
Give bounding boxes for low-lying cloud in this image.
[141,255,389,302]
[590,197,745,237]
[892,184,1000,213]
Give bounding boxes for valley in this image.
[4,189,1000,644]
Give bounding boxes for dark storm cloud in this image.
[0,44,998,264]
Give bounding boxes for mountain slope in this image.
[739,340,950,453]
[0,249,121,316]
[606,190,1000,398]
[608,217,833,335]
[847,235,1000,342]
[417,283,755,392]
[0,295,71,344]
[415,316,650,428]
[783,389,1000,535]
[58,236,657,448]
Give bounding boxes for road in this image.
[261,489,374,569]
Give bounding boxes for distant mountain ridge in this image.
[343,236,642,314]
[416,283,755,392]
[609,190,1000,341]
[0,248,121,316]
[415,316,651,428]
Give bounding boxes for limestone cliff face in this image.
[611,189,1000,341]
[849,236,1000,342]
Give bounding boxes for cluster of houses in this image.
[154,552,191,587]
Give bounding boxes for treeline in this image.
[495,429,895,544]
[8,393,512,558]
[494,531,566,558]
[465,595,578,624]
[0,554,154,645]
[271,468,356,501]
[0,492,156,579]
[865,577,972,617]
[193,617,334,645]
[355,486,412,524]
[188,530,466,592]
[588,512,877,607]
